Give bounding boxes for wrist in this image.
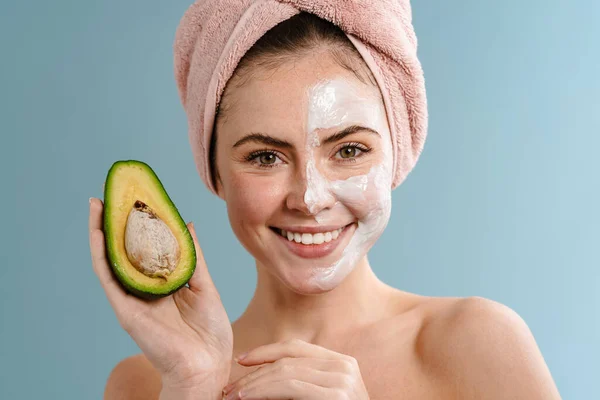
[160,364,231,400]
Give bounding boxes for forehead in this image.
[219,52,384,138]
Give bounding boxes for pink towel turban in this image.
[174,0,428,195]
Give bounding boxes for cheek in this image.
[338,181,391,222]
[314,165,392,232]
[224,172,286,226]
[333,162,392,217]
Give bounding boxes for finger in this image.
[186,221,217,295]
[236,338,347,366]
[234,377,335,400]
[227,358,343,390]
[89,198,138,319]
[88,197,103,233]
[224,359,346,396]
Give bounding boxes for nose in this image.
[285,159,336,216]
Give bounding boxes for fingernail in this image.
[235,351,248,362]
[89,197,93,204]
[226,390,241,400]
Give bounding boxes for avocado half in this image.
[103,160,196,299]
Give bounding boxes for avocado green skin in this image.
[103,160,196,300]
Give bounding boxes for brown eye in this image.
[339,146,358,159]
[334,143,371,162]
[259,153,277,164]
[246,150,283,168]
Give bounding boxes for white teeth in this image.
[313,233,324,244]
[280,227,345,245]
[301,233,313,245]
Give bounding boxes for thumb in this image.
[185,221,217,294]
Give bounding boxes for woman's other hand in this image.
[223,339,369,399]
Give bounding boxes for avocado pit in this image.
[124,200,180,279]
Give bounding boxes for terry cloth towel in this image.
[174,0,428,195]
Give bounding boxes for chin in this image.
[286,270,341,295]
[265,254,359,295]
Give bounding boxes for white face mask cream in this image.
[301,78,393,289]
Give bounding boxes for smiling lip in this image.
[271,223,354,259]
[275,225,348,234]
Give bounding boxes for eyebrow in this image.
[232,125,380,149]
[321,124,380,145]
[233,133,293,149]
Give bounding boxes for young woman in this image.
[88,9,561,400]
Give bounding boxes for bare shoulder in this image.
[415,296,562,399]
[104,353,161,400]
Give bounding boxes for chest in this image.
[344,340,443,400]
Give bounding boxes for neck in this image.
[234,256,395,345]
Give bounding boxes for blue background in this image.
[1,0,598,398]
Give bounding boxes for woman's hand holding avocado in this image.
[89,198,233,399]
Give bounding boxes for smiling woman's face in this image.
[214,50,394,294]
